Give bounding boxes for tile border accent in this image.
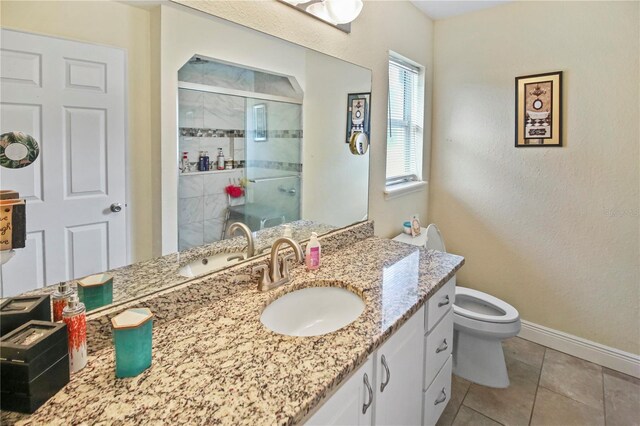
[519,319,640,379]
[180,127,244,137]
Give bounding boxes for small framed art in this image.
[345,92,371,144]
[515,71,562,147]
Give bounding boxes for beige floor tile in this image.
[503,337,545,370]
[463,358,538,426]
[539,349,603,408]
[603,369,640,426]
[531,387,604,426]
[452,406,502,426]
[436,375,471,426]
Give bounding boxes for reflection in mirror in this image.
[0,2,371,315]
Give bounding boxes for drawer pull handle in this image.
[380,355,391,392]
[436,339,449,353]
[362,373,373,414]
[434,388,447,405]
[438,295,450,308]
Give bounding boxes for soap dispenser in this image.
[51,282,75,322]
[305,232,321,270]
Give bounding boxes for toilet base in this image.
[452,328,510,388]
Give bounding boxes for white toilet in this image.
[423,224,521,388]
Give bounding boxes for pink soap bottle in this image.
[305,232,321,270]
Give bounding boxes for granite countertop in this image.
[17,220,337,310]
[4,236,463,425]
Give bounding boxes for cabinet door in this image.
[306,357,374,426]
[374,306,425,426]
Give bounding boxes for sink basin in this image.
[261,286,365,336]
[178,252,245,278]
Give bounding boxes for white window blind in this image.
[386,55,423,184]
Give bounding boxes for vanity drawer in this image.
[423,309,453,390]
[423,355,452,426]
[425,276,455,333]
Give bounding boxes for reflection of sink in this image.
[178,252,245,278]
[261,286,364,336]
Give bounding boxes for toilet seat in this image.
[454,287,519,324]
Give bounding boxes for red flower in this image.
[225,185,244,198]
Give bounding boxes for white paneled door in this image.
[0,29,127,297]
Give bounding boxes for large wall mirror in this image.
[0,2,371,314]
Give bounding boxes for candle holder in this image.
[111,308,153,378]
[77,273,113,311]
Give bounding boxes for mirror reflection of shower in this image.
[176,55,303,251]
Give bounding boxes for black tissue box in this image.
[0,295,51,337]
[0,320,69,413]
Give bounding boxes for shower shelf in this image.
[180,169,243,176]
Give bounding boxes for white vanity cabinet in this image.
[373,305,425,425]
[306,277,457,426]
[307,357,375,425]
[422,277,455,426]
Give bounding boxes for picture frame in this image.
[345,92,371,144]
[515,71,562,147]
[253,104,267,142]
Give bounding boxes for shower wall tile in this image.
[178,175,204,199]
[178,197,204,225]
[203,93,245,130]
[204,218,225,244]
[179,137,200,163]
[254,73,298,99]
[178,221,204,250]
[202,61,254,91]
[178,62,204,85]
[178,89,204,128]
[204,170,244,195]
[204,194,227,221]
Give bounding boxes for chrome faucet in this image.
[253,237,303,291]
[228,222,255,258]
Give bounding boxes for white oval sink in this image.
[261,286,365,336]
[178,251,245,278]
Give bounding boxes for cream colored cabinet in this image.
[307,357,375,426]
[374,305,425,425]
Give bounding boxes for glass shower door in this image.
[242,98,302,232]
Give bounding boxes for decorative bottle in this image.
[217,148,225,170]
[51,282,75,322]
[62,295,88,373]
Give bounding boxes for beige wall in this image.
[173,0,435,239]
[1,1,154,263]
[430,1,639,353]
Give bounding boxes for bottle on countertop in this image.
[62,295,87,373]
[305,232,321,270]
[282,224,293,238]
[51,282,75,322]
[217,148,225,170]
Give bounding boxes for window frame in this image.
[384,51,426,198]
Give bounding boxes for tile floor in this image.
[437,337,640,426]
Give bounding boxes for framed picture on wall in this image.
[254,104,268,142]
[515,71,562,147]
[345,92,371,144]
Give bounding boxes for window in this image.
[385,53,425,194]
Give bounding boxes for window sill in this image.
[384,180,427,200]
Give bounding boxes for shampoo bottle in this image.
[217,148,225,170]
[305,232,321,270]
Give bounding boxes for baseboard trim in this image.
[518,320,640,379]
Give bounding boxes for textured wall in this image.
[431,1,639,353]
[1,1,154,263]
[172,0,435,239]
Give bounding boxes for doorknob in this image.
[110,203,123,213]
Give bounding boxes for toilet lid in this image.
[454,287,519,324]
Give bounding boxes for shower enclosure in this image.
[177,56,303,251]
